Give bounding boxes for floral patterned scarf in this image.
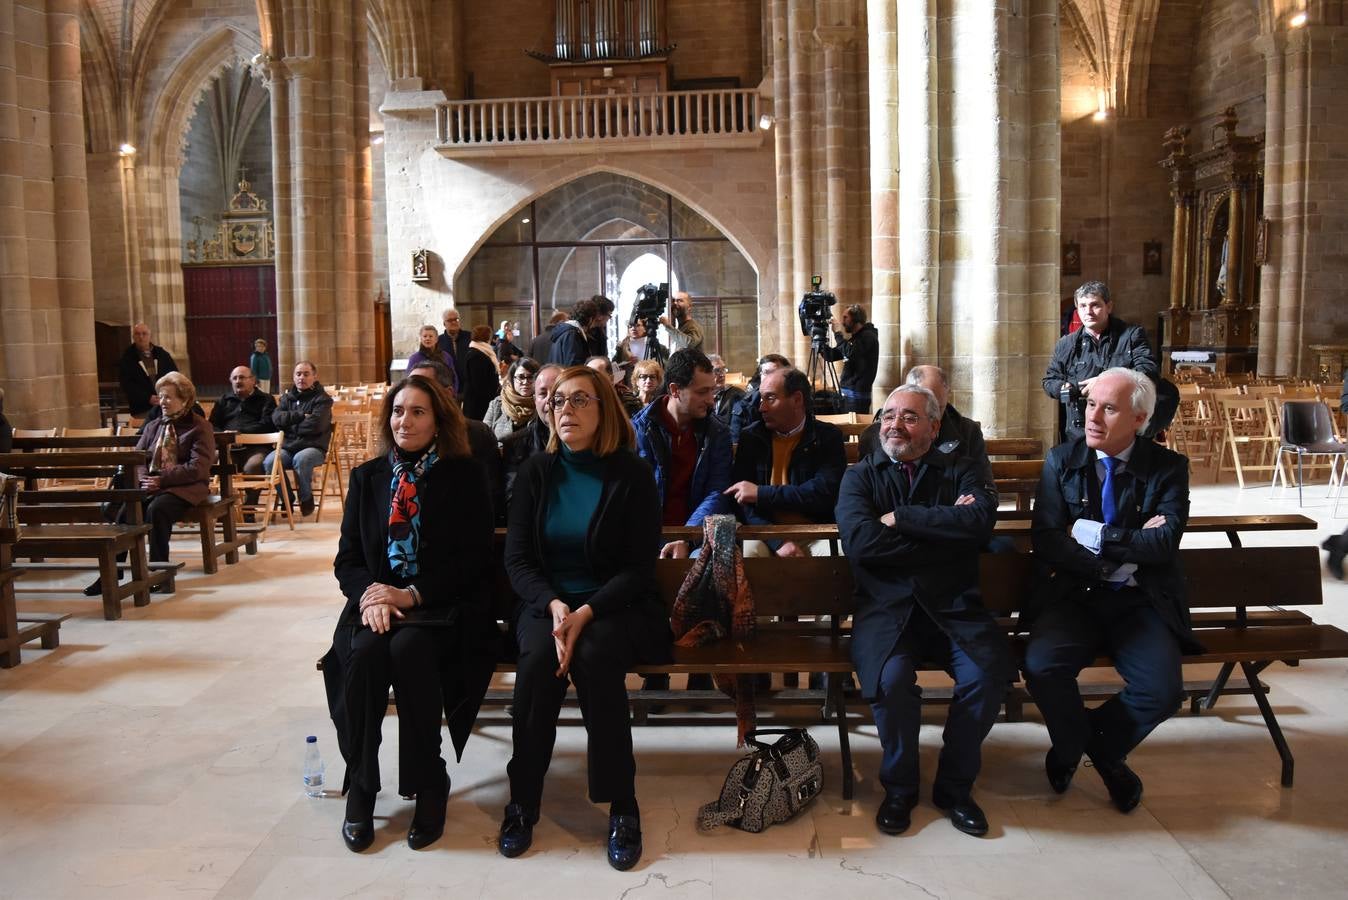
[387,447,437,577]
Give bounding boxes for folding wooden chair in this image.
[230,432,294,540]
[1215,396,1280,488]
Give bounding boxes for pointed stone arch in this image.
[79,0,121,153]
[367,0,433,85]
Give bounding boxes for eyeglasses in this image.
[879,412,928,427]
[712,367,727,375]
[513,373,536,382]
[636,374,659,382]
[551,392,597,412]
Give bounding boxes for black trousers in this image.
[1023,595,1183,766]
[115,493,193,563]
[341,626,448,796]
[507,604,669,813]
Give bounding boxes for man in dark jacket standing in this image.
[823,304,879,414]
[1023,367,1197,815]
[438,307,472,391]
[836,384,1009,839]
[725,367,845,557]
[549,298,600,368]
[210,365,278,475]
[501,363,561,506]
[1043,281,1158,443]
[267,360,333,517]
[529,311,568,364]
[118,322,179,418]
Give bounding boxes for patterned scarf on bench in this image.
[670,514,757,745]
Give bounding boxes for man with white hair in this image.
[836,383,1009,839]
[1023,367,1199,815]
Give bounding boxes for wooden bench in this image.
[1,478,72,667]
[10,433,258,572]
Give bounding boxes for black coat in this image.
[527,327,555,365]
[325,452,499,763]
[837,447,1010,699]
[1029,436,1201,653]
[823,322,879,394]
[1042,318,1158,440]
[504,448,668,643]
[209,390,277,434]
[438,330,472,392]
[502,417,549,506]
[118,344,179,416]
[548,322,590,368]
[461,348,500,421]
[272,382,333,454]
[731,416,846,527]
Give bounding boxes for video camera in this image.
[797,275,837,347]
[631,282,669,333]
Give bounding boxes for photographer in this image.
[822,304,879,415]
[1042,281,1157,443]
[613,317,668,386]
[659,291,704,352]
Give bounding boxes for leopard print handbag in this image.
[697,728,824,833]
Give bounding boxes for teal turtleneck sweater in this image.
[543,445,605,598]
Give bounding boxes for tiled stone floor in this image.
[2,480,1347,898]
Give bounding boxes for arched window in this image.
[453,172,758,372]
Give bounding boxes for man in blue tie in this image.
[1024,367,1200,814]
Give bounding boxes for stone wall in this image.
[0,0,100,426]
[1189,0,1266,131]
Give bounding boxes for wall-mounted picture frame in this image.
[411,248,430,282]
[1062,241,1081,276]
[1143,240,1163,275]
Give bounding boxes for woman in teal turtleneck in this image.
[500,366,671,871]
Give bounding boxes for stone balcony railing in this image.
[434,88,766,157]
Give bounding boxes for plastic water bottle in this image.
[302,735,325,797]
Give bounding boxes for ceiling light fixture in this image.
[1289,11,1307,27]
[119,143,137,156]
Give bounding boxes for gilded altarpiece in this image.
[1158,110,1264,376]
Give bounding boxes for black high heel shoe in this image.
[407,776,449,851]
[83,569,124,596]
[342,785,376,852]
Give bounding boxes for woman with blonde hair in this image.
[498,366,669,870]
[85,371,215,596]
[632,358,664,408]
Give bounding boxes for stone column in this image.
[0,0,99,426]
[871,0,1059,440]
[866,0,900,403]
[263,1,375,386]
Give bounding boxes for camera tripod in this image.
[803,331,843,413]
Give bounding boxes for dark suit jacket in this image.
[1029,436,1201,652]
[504,449,668,646]
[326,452,498,763]
[460,348,500,421]
[438,330,472,392]
[730,416,846,543]
[118,344,179,417]
[837,447,1010,699]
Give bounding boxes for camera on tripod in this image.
[631,282,669,333]
[797,275,837,347]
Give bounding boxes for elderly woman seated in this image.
[484,357,541,441]
[84,371,215,596]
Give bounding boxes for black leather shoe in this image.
[83,579,104,597]
[1327,536,1347,580]
[1045,749,1078,794]
[300,497,315,517]
[933,791,989,837]
[149,581,172,595]
[341,786,376,853]
[607,814,642,871]
[498,803,535,858]
[1090,756,1143,813]
[407,780,449,851]
[875,793,918,835]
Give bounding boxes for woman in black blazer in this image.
[499,366,670,870]
[326,374,495,853]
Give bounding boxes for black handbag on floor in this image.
[697,728,823,833]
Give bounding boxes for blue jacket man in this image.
[630,348,732,559]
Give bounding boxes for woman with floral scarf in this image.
[327,374,496,854]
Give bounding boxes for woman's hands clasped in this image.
[548,598,595,678]
[359,582,415,634]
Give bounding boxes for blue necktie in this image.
[1100,456,1119,526]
